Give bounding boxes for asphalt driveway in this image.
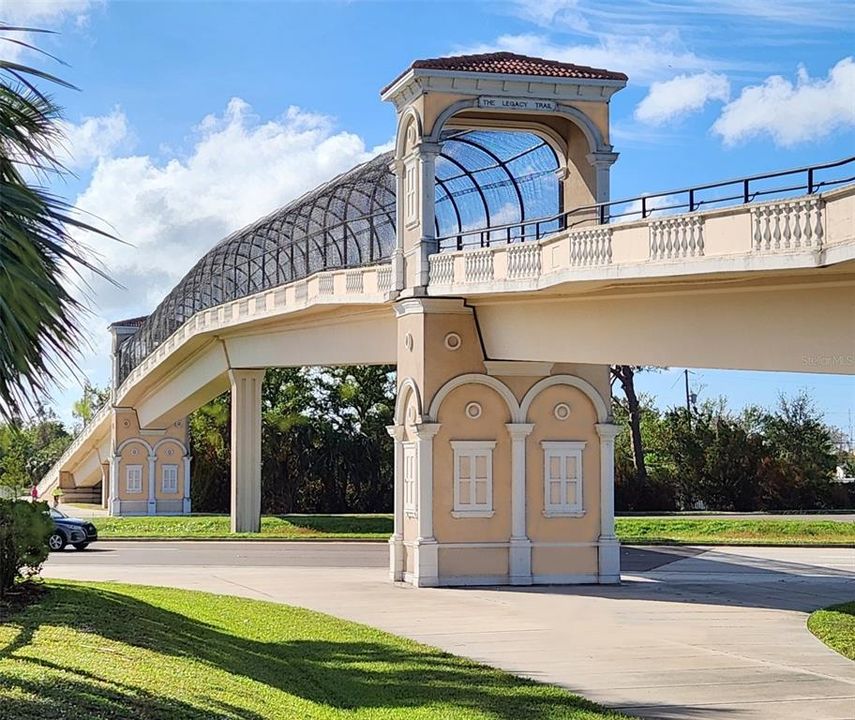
[45,542,855,719]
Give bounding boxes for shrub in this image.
[0,500,52,597]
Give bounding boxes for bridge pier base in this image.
[392,298,619,587]
[229,369,265,533]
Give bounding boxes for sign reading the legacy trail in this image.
[477,97,558,112]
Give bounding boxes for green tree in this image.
[758,392,838,510]
[71,382,110,430]
[0,26,114,420]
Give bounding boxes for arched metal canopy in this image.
[117,130,559,383]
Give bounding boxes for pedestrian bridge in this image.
[41,52,855,588]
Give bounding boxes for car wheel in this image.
[48,532,67,551]
[73,543,89,551]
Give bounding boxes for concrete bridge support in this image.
[229,369,265,533]
[390,297,619,587]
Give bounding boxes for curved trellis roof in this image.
[117,130,559,383]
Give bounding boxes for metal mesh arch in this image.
[117,130,559,383]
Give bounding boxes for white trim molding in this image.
[595,422,621,584]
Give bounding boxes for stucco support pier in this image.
[229,369,265,533]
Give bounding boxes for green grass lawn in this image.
[92,513,854,546]
[616,517,855,546]
[808,601,855,660]
[0,582,626,720]
[94,513,393,540]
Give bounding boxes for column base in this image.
[388,535,404,581]
[109,498,121,516]
[182,498,192,514]
[147,499,157,516]
[410,538,438,587]
[509,537,532,585]
[598,536,621,584]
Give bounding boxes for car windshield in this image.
[49,508,68,519]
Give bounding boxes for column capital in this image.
[413,422,441,440]
[595,422,621,439]
[386,424,406,441]
[388,158,404,175]
[228,368,266,383]
[505,422,535,439]
[586,151,619,168]
[417,140,441,157]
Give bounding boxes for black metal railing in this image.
[437,155,855,252]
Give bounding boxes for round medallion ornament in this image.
[404,332,414,352]
[465,402,482,420]
[444,332,462,351]
[175,420,182,428]
[554,402,571,421]
[130,448,139,456]
[166,448,175,457]
[122,419,130,428]
[406,406,416,424]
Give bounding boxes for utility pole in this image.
[684,369,691,415]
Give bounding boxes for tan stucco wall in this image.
[438,546,509,579]
[532,546,598,576]
[113,409,188,504]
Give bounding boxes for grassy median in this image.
[0,581,626,720]
[615,517,855,546]
[808,601,855,660]
[91,513,854,546]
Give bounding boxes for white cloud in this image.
[460,32,725,84]
[58,108,130,168]
[712,57,855,146]
[635,72,730,125]
[1,0,97,59]
[72,98,388,322]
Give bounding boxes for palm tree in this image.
[0,26,113,420]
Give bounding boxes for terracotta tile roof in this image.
[383,52,627,94]
[109,315,148,328]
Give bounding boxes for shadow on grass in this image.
[280,514,392,535]
[0,583,614,720]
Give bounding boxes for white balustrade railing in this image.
[345,269,364,294]
[464,249,494,283]
[318,275,335,295]
[507,243,542,279]
[751,197,824,251]
[377,265,393,293]
[569,227,612,266]
[429,253,455,285]
[650,216,705,260]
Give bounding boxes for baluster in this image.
[813,198,823,245]
[792,201,802,248]
[762,207,772,250]
[772,205,781,249]
[781,205,792,249]
[804,201,814,246]
[751,208,763,250]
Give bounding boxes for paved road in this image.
[45,542,855,720]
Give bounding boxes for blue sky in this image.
[5,0,854,433]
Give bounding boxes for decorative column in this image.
[595,422,621,583]
[386,424,405,581]
[389,158,405,293]
[109,455,121,516]
[587,152,619,206]
[414,141,440,288]
[147,452,157,515]
[412,422,440,587]
[100,462,110,509]
[182,455,192,514]
[229,369,265,533]
[506,423,535,584]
